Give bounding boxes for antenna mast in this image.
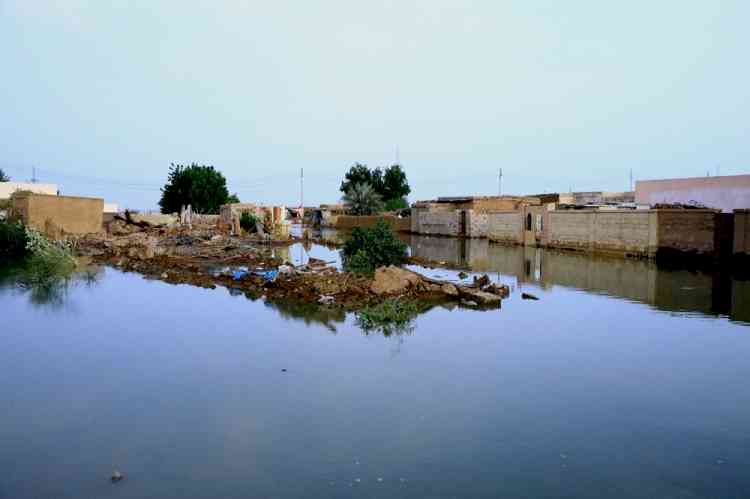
[498,168,503,196]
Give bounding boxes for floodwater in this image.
[2,236,750,499]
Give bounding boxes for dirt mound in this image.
[370,266,422,295]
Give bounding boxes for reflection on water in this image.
[3,247,750,498]
[408,235,750,325]
[0,262,105,309]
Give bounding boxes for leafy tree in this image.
[339,163,410,211]
[0,168,10,182]
[382,164,410,201]
[342,183,383,216]
[339,163,373,195]
[341,219,408,274]
[227,193,240,204]
[158,163,233,214]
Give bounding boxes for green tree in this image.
[382,164,410,201]
[158,163,233,214]
[339,163,410,210]
[342,183,383,216]
[0,168,10,182]
[339,163,373,195]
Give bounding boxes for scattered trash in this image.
[278,264,293,275]
[281,368,287,372]
[111,470,124,483]
[319,295,335,305]
[458,271,468,279]
[161,272,168,279]
[377,477,383,482]
[232,270,248,281]
[521,292,539,300]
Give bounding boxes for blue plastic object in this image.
[232,270,248,280]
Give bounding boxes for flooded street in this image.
[2,238,750,498]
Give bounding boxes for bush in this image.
[356,298,418,336]
[19,228,76,287]
[341,219,407,274]
[383,197,408,211]
[240,212,258,233]
[0,220,28,259]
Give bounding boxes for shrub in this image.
[356,298,418,336]
[341,219,407,274]
[240,212,258,233]
[383,197,408,211]
[0,219,28,259]
[19,228,76,286]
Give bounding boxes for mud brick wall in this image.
[656,210,718,255]
[487,211,524,244]
[12,193,103,236]
[334,215,410,232]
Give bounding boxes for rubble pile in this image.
[76,219,510,311]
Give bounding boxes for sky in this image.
[1,1,749,210]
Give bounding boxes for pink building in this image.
[636,174,750,213]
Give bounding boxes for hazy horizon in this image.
[2,1,748,209]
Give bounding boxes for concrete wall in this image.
[12,193,103,236]
[546,210,656,257]
[734,210,750,256]
[487,211,524,244]
[411,206,460,236]
[465,211,488,237]
[0,182,57,199]
[636,175,750,213]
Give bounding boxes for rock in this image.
[161,272,168,279]
[461,300,478,307]
[458,271,468,279]
[210,234,222,241]
[473,274,490,288]
[111,470,124,483]
[521,292,539,300]
[370,266,422,295]
[459,287,502,307]
[486,283,510,298]
[441,283,459,298]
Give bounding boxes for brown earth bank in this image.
[75,220,509,312]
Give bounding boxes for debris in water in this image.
[458,271,468,279]
[281,368,287,372]
[521,292,539,300]
[111,470,124,483]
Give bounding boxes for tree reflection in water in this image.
[0,261,104,309]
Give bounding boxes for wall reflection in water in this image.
[408,235,750,325]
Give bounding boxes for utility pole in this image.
[498,168,503,196]
[629,168,633,191]
[300,167,304,209]
[31,166,37,184]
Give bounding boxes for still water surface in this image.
[2,237,750,498]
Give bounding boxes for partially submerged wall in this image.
[487,211,524,244]
[546,210,656,257]
[12,193,103,236]
[411,206,460,236]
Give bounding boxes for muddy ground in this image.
[76,220,508,312]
